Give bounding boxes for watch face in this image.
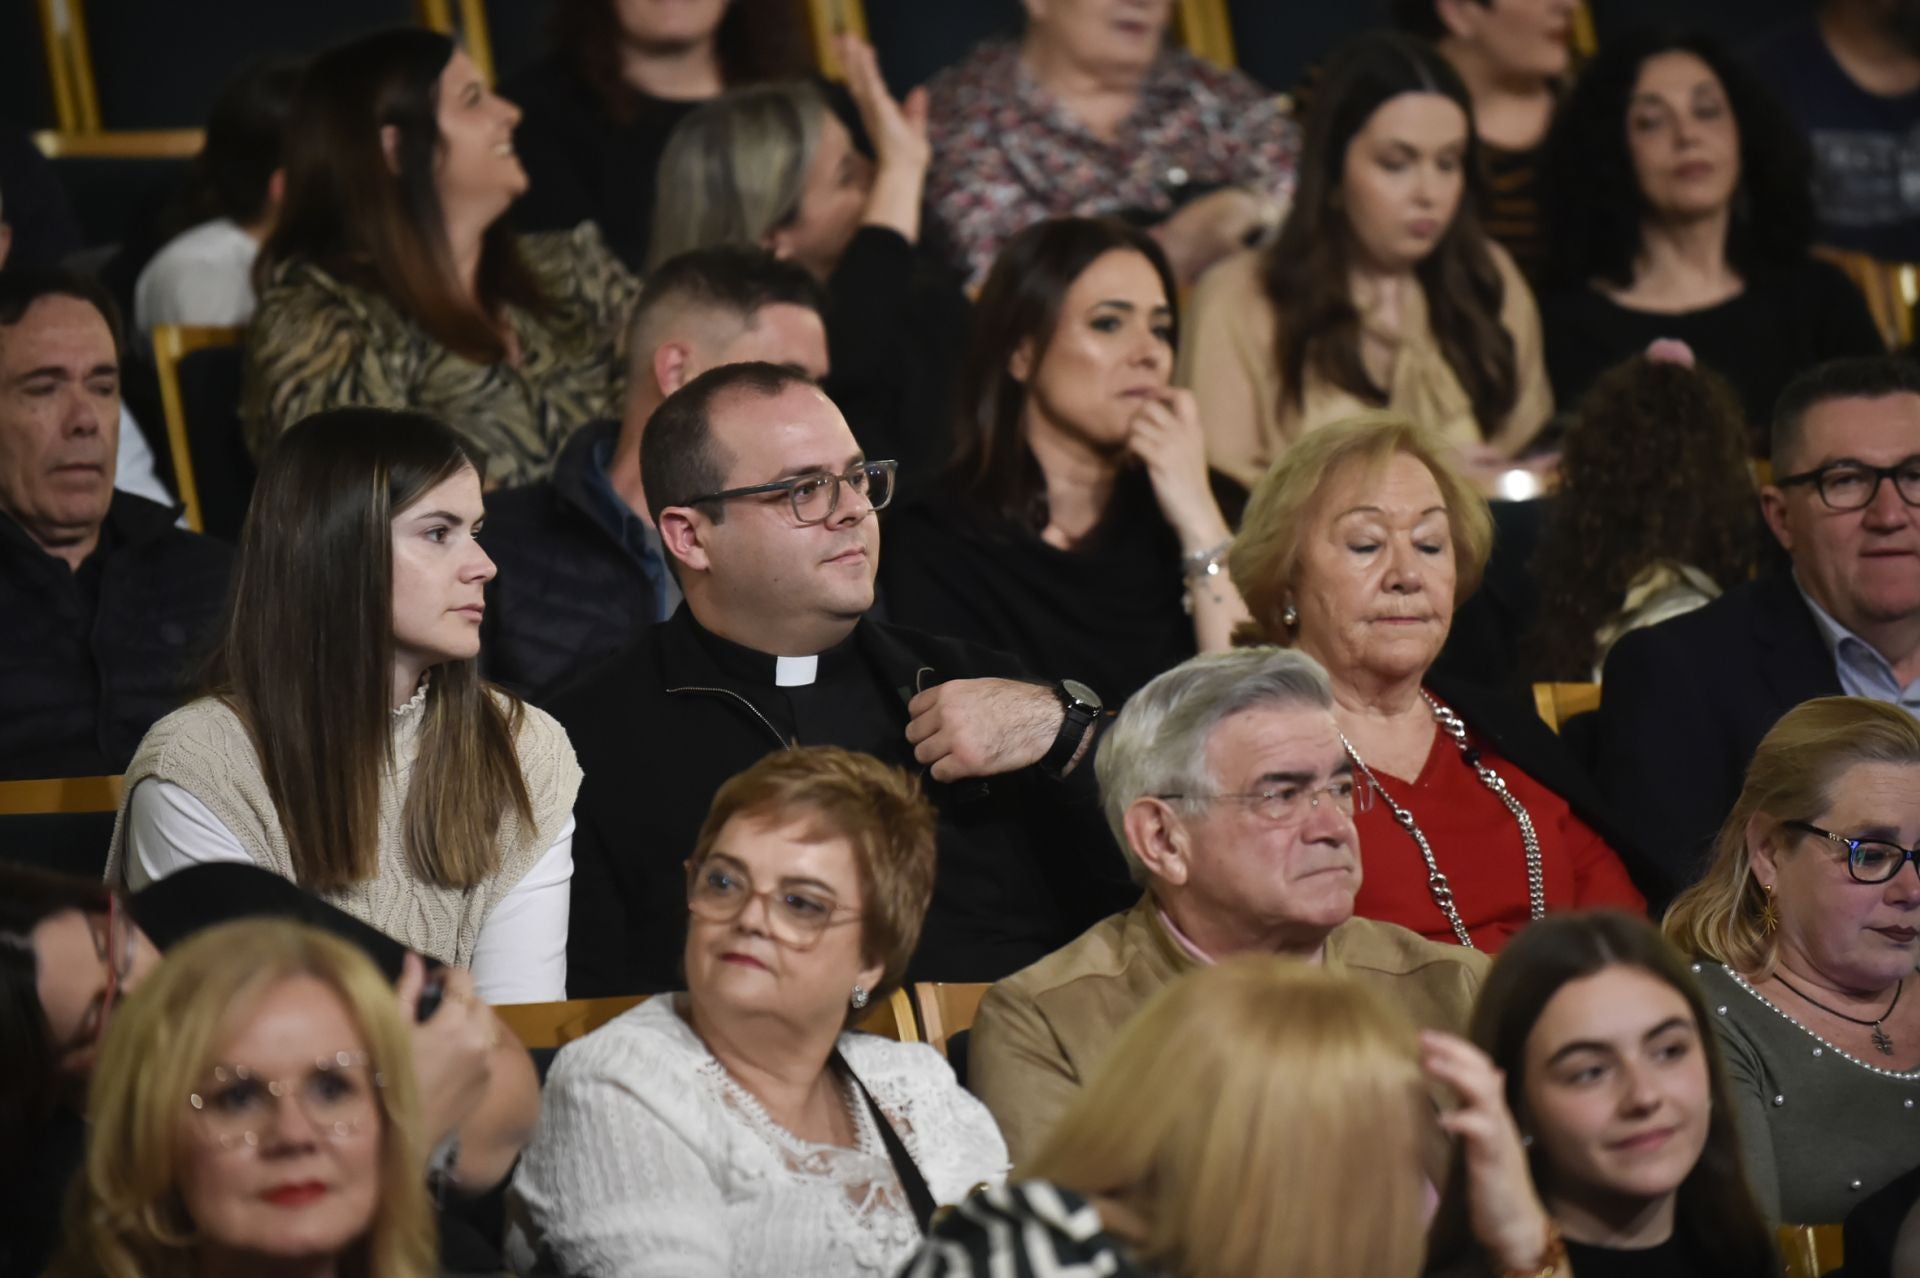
[1062,679,1102,711]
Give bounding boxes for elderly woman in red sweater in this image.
[1228,413,1651,950]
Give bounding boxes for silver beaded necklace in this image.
[1339,691,1546,949]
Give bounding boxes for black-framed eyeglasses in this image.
[1784,820,1920,884]
[1153,778,1371,825]
[1775,457,1920,512]
[685,460,897,526]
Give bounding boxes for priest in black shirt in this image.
[546,361,1131,996]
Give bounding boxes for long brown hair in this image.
[547,0,810,124]
[259,27,546,364]
[204,408,531,892]
[1264,32,1517,435]
[1427,912,1774,1277]
[1524,356,1758,681]
[950,216,1180,531]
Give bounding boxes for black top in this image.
[0,492,233,780]
[1483,139,1549,283]
[1540,259,1883,449]
[544,605,1132,996]
[1748,16,1920,261]
[481,419,676,701]
[504,55,704,273]
[1593,571,1842,904]
[1562,1236,1725,1278]
[822,227,973,498]
[878,468,1245,709]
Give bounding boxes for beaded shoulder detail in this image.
[1708,963,1920,1082]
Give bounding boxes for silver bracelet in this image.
[1181,539,1232,580]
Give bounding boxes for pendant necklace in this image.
[1772,972,1903,1056]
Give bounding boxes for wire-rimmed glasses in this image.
[1152,777,1372,824]
[685,856,863,950]
[187,1052,385,1151]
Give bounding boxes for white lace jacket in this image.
[505,996,1010,1277]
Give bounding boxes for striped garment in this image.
[899,1181,1155,1278]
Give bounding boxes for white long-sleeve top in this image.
[122,778,573,1003]
[506,996,1010,1277]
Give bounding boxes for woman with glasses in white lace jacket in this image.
[507,747,1008,1277]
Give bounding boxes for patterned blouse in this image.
[925,41,1301,287]
[242,223,639,488]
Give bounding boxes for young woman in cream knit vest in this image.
[106,407,582,1002]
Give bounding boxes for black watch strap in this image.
[1040,680,1101,778]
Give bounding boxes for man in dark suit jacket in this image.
[1596,356,1920,901]
[546,362,1129,996]
[0,268,232,781]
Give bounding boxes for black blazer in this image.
[1427,669,1662,908]
[544,607,1130,998]
[1593,571,1841,904]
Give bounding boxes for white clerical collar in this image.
[774,654,820,687]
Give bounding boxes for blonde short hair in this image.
[1665,697,1920,977]
[1228,412,1494,645]
[690,747,937,1021]
[648,81,826,272]
[1027,957,1430,1278]
[50,920,433,1278]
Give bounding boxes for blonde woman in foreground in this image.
[902,957,1560,1278]
[50,919,435,1278]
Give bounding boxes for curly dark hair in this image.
[1263,31,1518,436]
[1544,27,1814,292]
[1524,354,1758,681]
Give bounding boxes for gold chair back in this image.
[911,981,991,1059]
[1777,1223,1844,1278]
[0,775,124,816]
[150,324,245,535]
[492,986,918,1050]
[1531,682,1601,734]
[1814,245,1920,351]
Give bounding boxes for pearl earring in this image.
[1281,603,1299,628]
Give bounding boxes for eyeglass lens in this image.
[687,862,844,946]
[1847,840,1919,883]
[790,463,894,523]
[188,1055,382,1150]
[1252,779,1372,823]
[1816,461,1920,511]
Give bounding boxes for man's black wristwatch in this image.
[1040,679,1103,778]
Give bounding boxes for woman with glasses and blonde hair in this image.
[507,746,1007,1276]
[1665,696,1920,1225]
[48,918,436,1278]
[907,957,1552,1278]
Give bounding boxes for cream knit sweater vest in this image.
[105,687,582,968]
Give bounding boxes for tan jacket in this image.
[969,898,1488,1169]
[1176,241,1552,489]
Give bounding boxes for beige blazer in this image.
[1176,241,1553,489]
[968,897,1489,1170]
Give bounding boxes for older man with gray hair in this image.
[968,646,1488,1167]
